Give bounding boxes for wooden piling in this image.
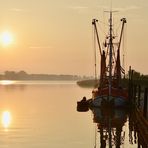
[133,85,137,106]
[134,108,148,146]
[143,87,148,118]
[137,85,141,108]
[128,67,134,104]
[128,68,148,145]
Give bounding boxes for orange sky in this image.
[0,0,147,76]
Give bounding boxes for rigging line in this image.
[122,23,127,75]
[125,24,127,73]
[112,46,116,68]
[96,21,107,37]
[115,21,121,36]
[106,46,109,59]
[110,0,113,12]
[92,23,97,81]
[112,47,116,75]
[94,27,97,81]
[103,9,107,35]
[122,25,125,70]
[112,17,120,39]
[110,0,112,11]
[97,19,108,26]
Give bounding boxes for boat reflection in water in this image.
[89,107,148,148]
[91,107,128,148]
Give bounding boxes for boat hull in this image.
[91,96,128,107]
[91,87,128,107]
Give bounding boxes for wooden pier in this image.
[128,67,148,146]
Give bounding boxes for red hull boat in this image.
[91,12,128,107]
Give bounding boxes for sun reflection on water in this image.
[0,80,15,85]
[1,111,12,130]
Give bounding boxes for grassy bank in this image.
[76,79,99,88]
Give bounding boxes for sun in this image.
[0,31,13,46]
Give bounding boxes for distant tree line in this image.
[0,71,92,81]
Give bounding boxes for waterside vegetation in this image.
[77,70,148,88]
[0,71,92,81]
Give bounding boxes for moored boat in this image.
[77,11,129,108]
[91,12,129,107]
[90,12,128,107]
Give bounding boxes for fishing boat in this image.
[77,11,129,109]
[90,11,128,107]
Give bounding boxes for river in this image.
[0,80,146,148]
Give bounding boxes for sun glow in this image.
[0,31,13,46]
[0,80,15,85]
[1,111,12,129]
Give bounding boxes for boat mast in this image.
[109,11,113,99]
[118,18,127,52]
[92,19,102,55]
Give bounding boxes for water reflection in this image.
[1,111,12,130]
[91,108,127,148]
[0,80,76,91]
[128,110,148,147]
[0,80,16,85]
[89,107,148,148]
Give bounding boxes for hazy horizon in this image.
[0,70,94,77]
[0,0,147,76]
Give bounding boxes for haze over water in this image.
[0,0,147,147]
[0,81,144,148]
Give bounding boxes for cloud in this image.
[68,6,88,10]
[29,46,53,49]
[67,5,89,14]
[112,6,141,12]
[9,8,24,12]
[96,5,141,12]
[97,5,109,10]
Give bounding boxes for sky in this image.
[0,0,147,76]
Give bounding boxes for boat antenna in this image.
[110,0,112,11]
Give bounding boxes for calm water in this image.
[0,80,146,148]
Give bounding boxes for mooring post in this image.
[128,67,134,105]
[137,85,141,108]
[130,69,134,105]
[133,85,137,106]
[143,87,148,118]
[128,66,131,102]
